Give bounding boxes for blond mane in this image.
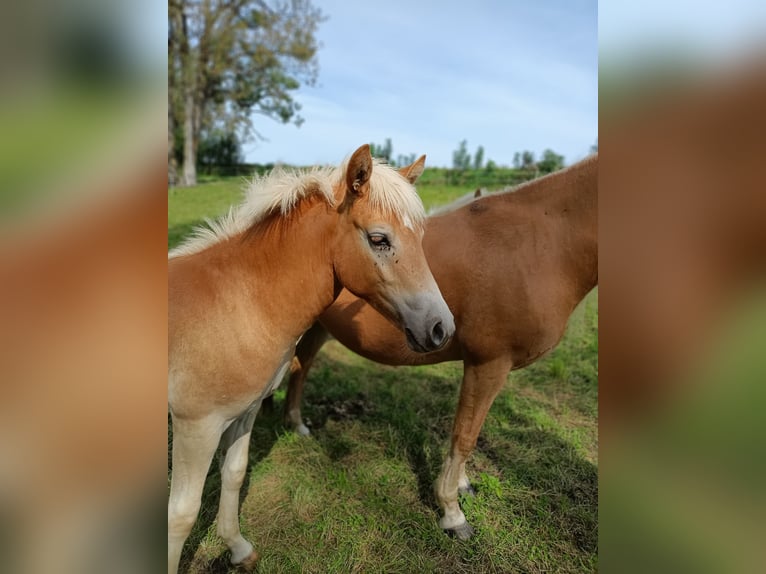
[169,158,425,258]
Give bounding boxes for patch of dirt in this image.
[305,392,373,430]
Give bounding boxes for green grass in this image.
[168,177,248,248]
[169,174,598,573]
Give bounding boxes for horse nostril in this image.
[430,321,445,348]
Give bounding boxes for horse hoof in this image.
[458,484,476,497]
[445,520,475,541]
[234,549,260,571]
[296,423,311,437]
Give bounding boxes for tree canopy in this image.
[538,149,565,174]
[168,0,325,186]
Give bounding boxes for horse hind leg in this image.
[168,415,225,574]
[216,407,260,570]
[435,357,511,540]
[284,322,330,436]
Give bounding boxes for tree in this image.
[521,150,536,170]
[590,139,598,153]
[168,0,325,186]
[473,145,484,170]
[197,130,244,173]
[370,138,393,162]
[396,153,416,168]
[452,140,471,171]
[512,152,521,169]
[537,149,565,174]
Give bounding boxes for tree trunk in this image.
[168,81,178,186]
[182,86,197,187]
[168,0,179,187]
[176,0,197,187]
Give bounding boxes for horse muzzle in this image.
[401,297,455,353]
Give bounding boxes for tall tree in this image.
[473,145,484,170]
[370,138,393,162]
[168,0,184,186]
[452,139,471,171]
[168,0,325,186]
[512,151,521,169]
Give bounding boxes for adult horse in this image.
[281,155,597,539]
[168,145,454,573]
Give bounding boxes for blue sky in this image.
[244,0,598,167]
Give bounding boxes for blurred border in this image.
[2,0,765,572]
[0,0,167,572]
[599,2,766,572]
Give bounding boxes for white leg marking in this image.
[287,407,311,436]
[435,453,468,530]
[168,416,224,574]
[217,409,258,565]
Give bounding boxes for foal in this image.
[168,145,454,572]
[282,155,597,539]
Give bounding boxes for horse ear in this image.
[346,144,373,196]
[398,154,426,184]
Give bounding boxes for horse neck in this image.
[220,198,340,340]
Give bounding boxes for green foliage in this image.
[477,472,503,498]
[538,149,565,174]
[196,131,243,173]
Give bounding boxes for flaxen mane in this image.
[170,159,426,259]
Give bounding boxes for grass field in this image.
[169,174,598,573]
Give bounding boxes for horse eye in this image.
[367,233,390,248]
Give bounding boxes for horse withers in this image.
[282,155,598,540]
[167,145,454,572]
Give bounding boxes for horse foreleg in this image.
[216,408,260,570]
[168,415,224,574]
[435,357,511,540]
[284,322,330,436]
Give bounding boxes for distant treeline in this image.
[192,136,595,188]
[418,166,539,190]
[198,163,542,191]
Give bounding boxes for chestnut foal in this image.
[168,145,454,572]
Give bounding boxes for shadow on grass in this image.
[478,407,598,554]
[296,354,597,552]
